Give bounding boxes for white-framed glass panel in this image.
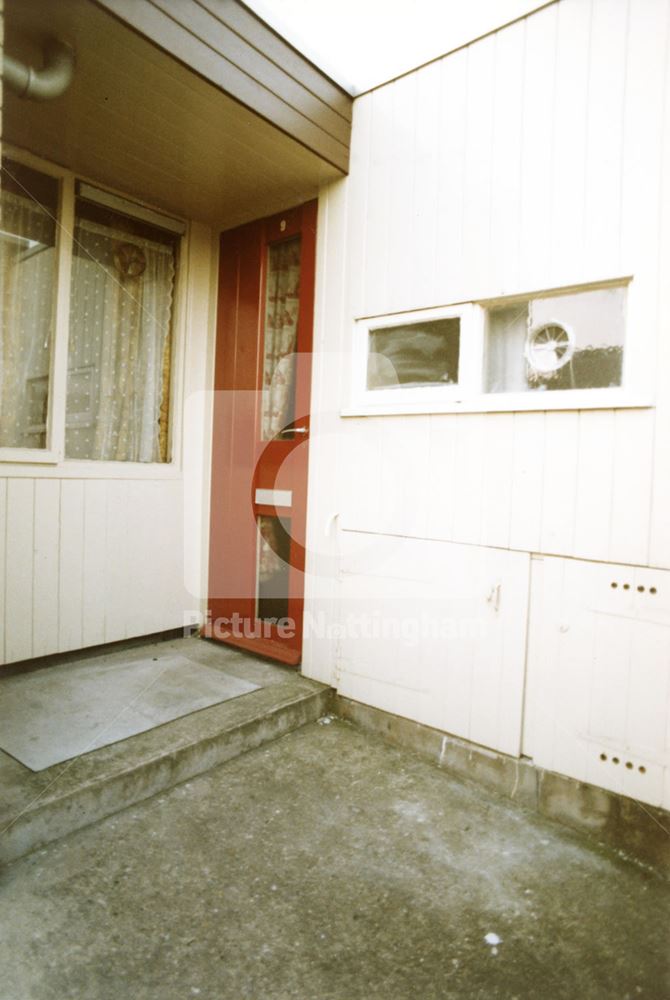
[0,157,59,450]
[367,317,460,389]
[347,304,480,415]
[65,196,178,463]
[485,284,628,395]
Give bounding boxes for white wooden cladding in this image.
[523,556,670,811]
[304,0,670,795]
[0,477,188,665]
[319,0,670,571]
[337,532,530,756]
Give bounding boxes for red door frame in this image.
[206,200,317,665]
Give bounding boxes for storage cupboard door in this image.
[336,533,530,756]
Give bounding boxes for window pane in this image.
[0,158,59,449]
[485,286,626,393]
[257,514,291,622]
[262,237,300,440]
[65,199,177,462]
[367,318,460,389]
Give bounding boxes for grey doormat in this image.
[0,653,259,771]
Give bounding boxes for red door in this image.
[206,201,317,665]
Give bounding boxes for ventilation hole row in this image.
[610,582,657,594]
[599,752,646,774]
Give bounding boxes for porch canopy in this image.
[2,0,351,228]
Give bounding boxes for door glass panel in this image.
[257,515,291,622]
[0,158,59,449]
[261,237,301,440]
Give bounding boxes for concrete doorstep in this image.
[0,647,330,865]
[1,636,667,881]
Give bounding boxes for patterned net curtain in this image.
[261,237,301,440]
[66,212,176,463]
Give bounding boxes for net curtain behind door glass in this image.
[261,237,301,440]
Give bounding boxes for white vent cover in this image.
[524,321,575,374]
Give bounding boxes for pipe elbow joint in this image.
[3,37,75,101]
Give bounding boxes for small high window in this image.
[349,305,476,414]
[367,317,460,390]
[346,282,637,416]
[485,285,627,394]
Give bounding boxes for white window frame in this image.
[0,145,188,478]
[343,277,653,417]
[347,303,482,416]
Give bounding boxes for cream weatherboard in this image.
[302,0,670,812]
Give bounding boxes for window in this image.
[346,281,639,416]
[0,152,183,465]
[367,317,460,390]
[485,285,626,394]
[0,160,59,450]
[349,305,478,414]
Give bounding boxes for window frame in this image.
[343,277,653,417]
[347,303,483,416]
[0,146,188,476]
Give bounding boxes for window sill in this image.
[342,389,654,417]
[0,458,183,479]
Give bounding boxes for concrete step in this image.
[0,677,332,864]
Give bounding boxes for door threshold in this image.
[205,631,301,666]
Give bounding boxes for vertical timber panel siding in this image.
[490,19,526,297]
[540,411,579,557]
[58,480,85,653]
[518,3,558,291]
[305,0,670,808]
[548,0,592,285]
[347,95,372,320]
[582,0,629,276]
[461,36,495,299]
[364,86,394,317]
[434,49,468,304]
[481,414,515,549]
[331,0,667,568]
[573,409,616,562]
[410,62,441,308]
[649,0,670,569]
[33,480,60,658]
[6,480,34,663]
[0,479,5,664]
[385,75,418,316]
[82,480,107,649]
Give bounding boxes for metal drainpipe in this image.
[2,37,75,100]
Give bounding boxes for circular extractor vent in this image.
[524,321,575,374]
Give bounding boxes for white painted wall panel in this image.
[336,532,530,755]
[524,555,670,810]
[82,480,108,649]
[33,480,61,658]
[320,0,669,570]
[5,480,34,664]
[0,480,6,664]
[305,0,670,819]
[59,480,85,653]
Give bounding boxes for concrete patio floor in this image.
[1,719,668,1000]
